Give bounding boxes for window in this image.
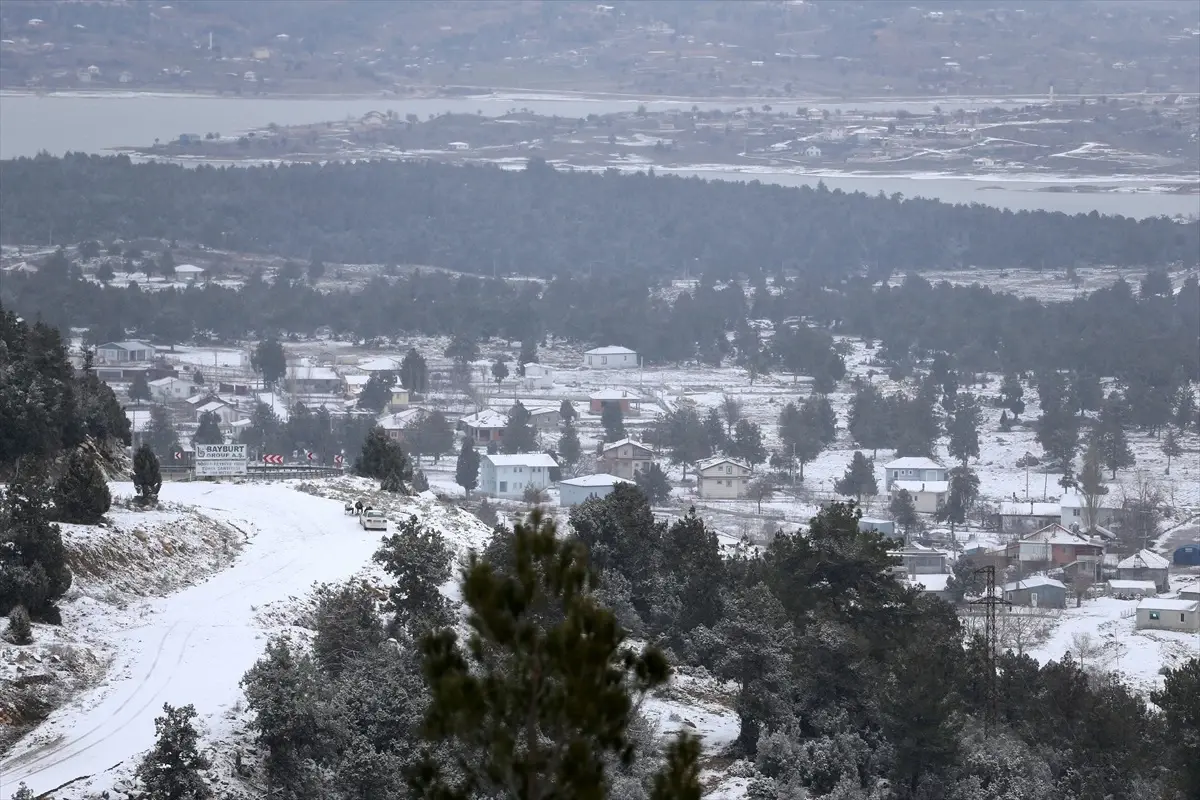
[726,479,732,487]
[1149,611,1161,620]
[499,481,507,493]
[602,356,608,365]
[1073,509,1080,517]
[1030,592,1038,608]
[726,465,732,474]
[1182,613,1187,623]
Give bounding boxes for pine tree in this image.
[778,402,822,482]
[834,451,878,501]
[889,488,920,540]
[146,404,180,460]
[503,402,538,454]
[947,392,982,465]
[9,784,34,800]
[746,476,776,513]
[400,348,429,394]
[1174,385,1197,431]
[455,438,480,499]
[54,448,112,523]
[601,402,626,443]
[193,410,223,445]
[1035,406,1079,472]
[411,469,430,492]
[731,419,767,467]
[250,338,287,388]
[373,516,453,633]
[5,605,33,645]
[355,427,411,490]
[999,373,1025,417]
[312,581,385,678]
[490,357,509,386]
[1161,428,1182,476]
[358,370,395,413]
[721,395,744,436]
[135,703,212,800]
[133,444,162,505]
[634,462,672,504]
[1096,394,1135,478]
[935,466,980,535]
[518,339,539,373]
[0,461,72,618]
[848,382,891,458]
[413,509,700,799]
[702,407,726,454]
[559,398,577,425]
[129,370,152,405]
[558,422,582,473]
[999,410,1012,432]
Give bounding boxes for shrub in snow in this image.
[5,605,33,645]
[411,469,429,493]
[133,444,162,505]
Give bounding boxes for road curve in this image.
[1,483,382,796]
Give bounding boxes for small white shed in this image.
[557,474,632,506]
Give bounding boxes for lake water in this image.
[2,91,1197,219]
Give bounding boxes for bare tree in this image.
[1114,471,1167,551]
[961,607,1057,656]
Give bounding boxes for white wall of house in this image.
[697,461,750,499]
[480,461,554,498]
[583,349,638,368]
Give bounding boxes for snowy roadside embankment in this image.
[1,499,245,757]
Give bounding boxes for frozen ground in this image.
[0,481,436,796]
[1029,577,1200,695]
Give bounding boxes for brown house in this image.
[589,389,638,416]
[596,439,655,480]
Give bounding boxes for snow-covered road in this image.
[1,482,383,796]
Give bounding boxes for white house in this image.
[583,346,638,369]
[1059,492,1118,530]
[891,480,949,514]
[96,340,156,364]
[195,399,243,425]
[883,457,947,491]
[558,474,632,506]
[148,376,194,402]
[804,145,822,158]
[1136,598,1200,633]
[174,264,205,281]
[479,453,558,499]
[696,456,751,500]
[522,363,554,390]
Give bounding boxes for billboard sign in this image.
[194,443,248,477]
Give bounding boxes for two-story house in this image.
[596,439,655,480]
[378,408,427,443]
[1059,492,1118,531]
[1005,524,1105,571]
[884,457,949,514]
[589,389,639,416]
[696,456,751,500]
[479,453,558,499]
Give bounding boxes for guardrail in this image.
[159,464,345,482]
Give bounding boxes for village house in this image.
[883,457,947,490]
[890,478,948,515]
[194,398,244,426]
[524,406,561,431]
[96,340,156,364]
[1105,579,1158,599]
[582,346,638,369]
[893,543,948,575]
[1059,492,1118,530]
[174,264,205,282]
[342,373,370,398]
[478,453,557,499]
[148,376,195,403]
[696,456,751,500]
[287,365,342,395]
[1136,598,1200,633]
[1003,576,1068,609]
[858,517,897,538]
[378,408,427,443]
[905,574,953,603]
[589,389,638,416]
[458,409,508,444]
[596,439,655,480]
[804,145,822,158]
[522,363,554,390]
[386,384,410,412]
[995,501,1060,534]
[557,474,632,507]
[1005,524,1105,571]
[1116,549,1171,593]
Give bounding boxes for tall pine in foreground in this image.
[413,509,701,800]
[455,437,480,498]
[135,703,211,800]
[0,460,72,618]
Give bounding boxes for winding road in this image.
[1,483,381,796]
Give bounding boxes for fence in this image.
[159,464,345,482]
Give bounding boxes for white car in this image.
[359,509,388,532]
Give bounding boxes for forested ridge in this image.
[1,154,1196,278]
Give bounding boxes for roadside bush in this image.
[5,605,33,645]
[54,448,112,523]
